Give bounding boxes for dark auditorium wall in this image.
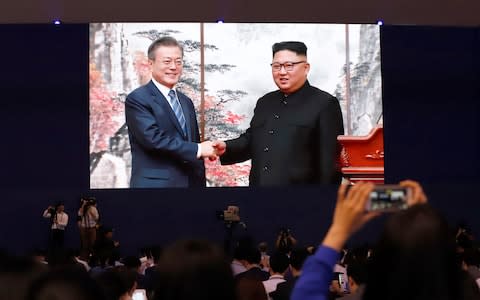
[381,25,480,243]
[382,26,480,184]
[0,24,479,255]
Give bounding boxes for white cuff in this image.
[196,143,202,159]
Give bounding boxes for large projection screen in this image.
[89,23,382,188]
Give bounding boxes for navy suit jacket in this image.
[125,80,206,188]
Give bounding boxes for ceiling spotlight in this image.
[377,20,384,26]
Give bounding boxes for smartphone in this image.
[132,289,147,300]
[336,272,349,294]
[365,184,411,212]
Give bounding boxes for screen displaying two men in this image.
[89,23,382,188]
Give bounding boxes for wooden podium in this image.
[337,125,384,183]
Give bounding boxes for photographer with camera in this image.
[289,181,480,300]
[42,202,69,251]
[78,197,99,259]
[275,228,297,255]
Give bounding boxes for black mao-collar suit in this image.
[221,81,344,186]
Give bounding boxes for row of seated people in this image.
[1,180,480,300]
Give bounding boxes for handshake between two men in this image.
[199,140,227,161]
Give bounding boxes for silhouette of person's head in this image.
[153,239,235,300]
[364,204,471,300]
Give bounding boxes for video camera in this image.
[47,206,56,215]
[47,201,64,215]
[279,227,291,237]
[80,196,96,216]
[81,196,96,206]
[216,206,241,222]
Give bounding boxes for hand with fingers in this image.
[204,140,227,162]
[212,140,226,156]
[399,179,428,206]
[199,141,218,161]
[323,182,381,251]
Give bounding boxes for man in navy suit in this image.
[126,37,216,188]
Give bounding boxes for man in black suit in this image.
[235,247,270,282]
[125,37,217,188]
[270,248,310,300]
[213,41,344,186]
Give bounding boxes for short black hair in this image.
[462,247,480,267]
[269,252,290,274]
[154,239,235,300]
[148,36,184,60]
[346,260,368,285]
[244,248,262,265]
[95,267,137,300]
[101,226,113,234]
[289,248,310,270]
[272,41,307,57]
[122,256,141,269]
[258,242,268,253]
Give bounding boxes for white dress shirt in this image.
[263,274,286,299]
[78,206,99,228]
[43,210,69,230]
[151,78,202,158]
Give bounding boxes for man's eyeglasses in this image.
[270,61,306,72]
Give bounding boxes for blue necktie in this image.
[168,89,187,136]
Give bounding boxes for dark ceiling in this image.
[0,0,479,25]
